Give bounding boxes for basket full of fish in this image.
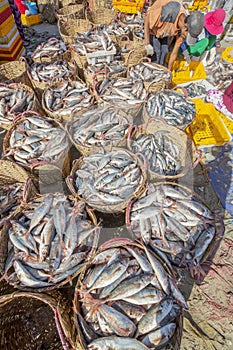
[127,119,200,181]
[144,90,196,129]
[128,58,172,93]
[174,79,215,100]
[126,183,224,278]
[27,60,77,100]
[0,83,40,130]
[31,38,69,63]
[66,147,147,213]
[73,238,184,350]
[58,17,93,45]
[3,111,71,184]
[94,76,147,113]
[66,104,133,155]
[42,79,95,122]
[1,193,101,291]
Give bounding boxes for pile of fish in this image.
[74,149,145,212]
[31,38,67,61]
[71,32,115,55]
[85,61,126,77]
[96,23,131,36]
[29,61,75,83]
[127,183,217,274]
[69,105,132,152]
[0,84,34,126]
[6,113,69,166]
[0,182,25,224]
[128,61,171,83]
[43,80,93,117]
[176,81,210,99]
[206,61,233,92]
[2,193,100,288]
[96,77,147,105]
[130,131,182,176]
[77,240,185,349]
[133,28,145,40]
[120,13,144,28]
[146,91,196,127]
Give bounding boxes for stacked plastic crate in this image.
[0,0,25,63]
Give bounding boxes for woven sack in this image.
[66,103,133,155]
[66,146,147,213]
[56,4,85,20]
[0,58,32,88]
[0,287,77,350]
[3,111,71,185]
[42,78,94,123]
[127,118,201,182]
[73,238,183,350]
[58,17,93,44]
[0,82,42,130]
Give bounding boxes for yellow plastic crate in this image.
[221,46,233,63]
[0,15,14,37]
[185,99,232,147]
[172,61,207,86]
[113,0,144,14]
[21,14,42,26]
[219,112,233,135]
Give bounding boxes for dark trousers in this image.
[149,35,168,66]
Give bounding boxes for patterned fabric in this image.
[207,140,233,218]
[206,89,233,119]
[8,0,24,40]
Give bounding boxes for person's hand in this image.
[183,49,191,64]
[145,44,154,56]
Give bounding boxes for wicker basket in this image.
[42,79,95,123]
[0,58,32,87]
[70,46,88,71]
[73,238,183,350]
[0,287,77,350]
[58,17,93,45]
[0,82,42,130]
[86,7,118,25]
[132,29,145,49]
[66,147,147,213]
[59,0,84,7]
[3,111,71,185]
[124,47,147,67]
[83,63,127,88]
[56,4,85,20]
[32,46,71,64]
[66,104,133,155]
[127,118,201,182]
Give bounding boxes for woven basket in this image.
[42,78,95,123]
[70,46,88,71]
[0,58,32,88]
[27,59,77,101]
[3,111,71,185]
[59,0,84,7]
[73,238,183,350]
[0,82,42,130]
[127,58,172,93]
[32,46,71,64]
[86,7,118,25]
[127,118,201,182]
[66,104,133,155]
[56,4,85,20]
[83,63,127,88]
[66,147,147,213]
[58,18,93,44]
[124,47,147,67]
[132,29,145,49]
[0,287,77,350]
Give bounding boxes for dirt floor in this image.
[1,20,232,350]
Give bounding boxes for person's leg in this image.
[160,37,169,66]
[150,36,162,63]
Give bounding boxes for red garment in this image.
[223,81,233,114]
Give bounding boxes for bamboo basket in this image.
[127,118,201,182]
[3,111,71,184]
[56,4,85,20]
[32,44,71,64]
[132,29,145,49]
[0,58,32,87]
[42,79,95,123]
[83,63,127,88]
[124,47,147,67]
[127,57,172,93]
[58,17,93,44]
[27,59,77,101]
[70,46,88,72]
[66,147,147,213]
[73,238,183,350]
[0,82,42,130]
[66,104,133,155]
[59,0,84,7]
[0,287,77,350]
[86,7,118,25]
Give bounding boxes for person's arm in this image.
[144,12,151,45]
[168,13,187,70]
